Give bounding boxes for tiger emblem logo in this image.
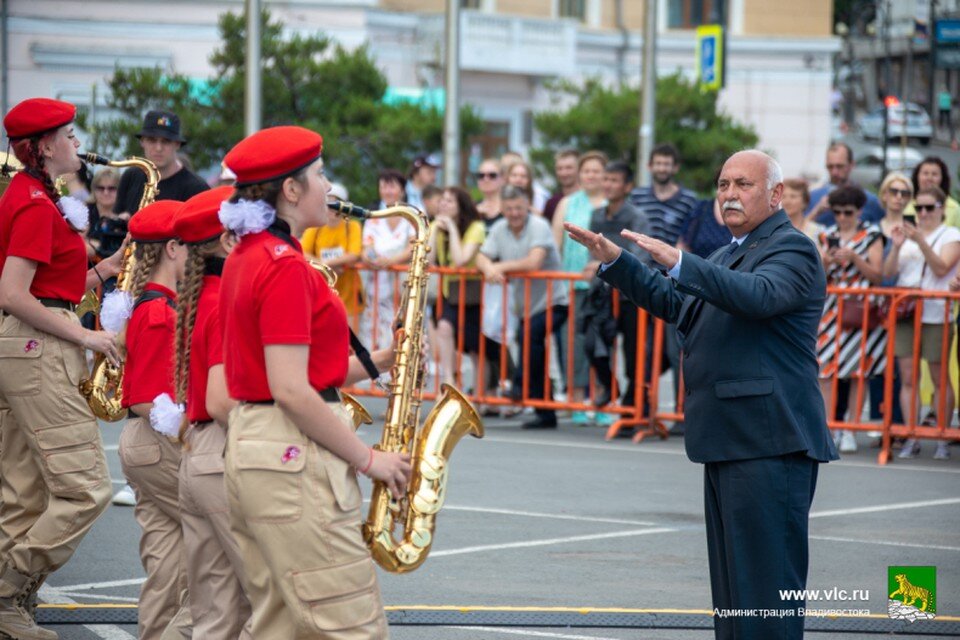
[890,574,931,612]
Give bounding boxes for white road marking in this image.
[38,585,136,640]
[810,497,960,518]
[52,591,140,603]
[46,577,145,591]
[811,535,960,552]
[447,626,623,640]
[431,527,679,558]
[103,444,119,451]
[482,436,686,456]
[442,505,657,526]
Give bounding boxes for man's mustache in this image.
[722,201,744,212]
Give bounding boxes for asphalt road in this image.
[29,393,960,640]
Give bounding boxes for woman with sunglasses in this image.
[474,158,504,229]
[816,185,885,455]
[883,186,960,459]
[86,169,127,275]
[904,156,960,228]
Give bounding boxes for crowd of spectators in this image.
[74,109,960,456]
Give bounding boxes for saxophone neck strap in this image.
[134,290,176,311]
[350,328,384,386]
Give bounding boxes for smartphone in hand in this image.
[826,236,841,250]
[903,215,917,227]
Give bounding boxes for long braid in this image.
[13,137,61,204]
[175,241,219,443]
[118,243,163,358]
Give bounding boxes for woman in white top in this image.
[882,186,960,459]
[361,169,414,351]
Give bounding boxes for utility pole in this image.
[1,0,9,147]
[637,0,657,186]
[442,0,461,187]
[245,0,262,136]
[881,0,892,178]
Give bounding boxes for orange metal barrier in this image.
[341,264,960,465]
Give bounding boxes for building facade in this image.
[2,0,837,183]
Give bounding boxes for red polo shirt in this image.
[0,173,87,303]
[187,275,223,423]
[220,230,350,401]
[123,283,177,407]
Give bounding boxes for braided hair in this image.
[12,136,61,204]
[174,238,221,443]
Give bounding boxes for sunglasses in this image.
[475,172,500,180]
[95,185,118,192]
[887,188,911,198]
[831,207,859,217]
[915,203,941,212]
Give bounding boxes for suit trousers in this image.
[513,306,568,421]
[704,453,818,640]
[119,417,192,640]
[0,309,111,580]
[225,402,389,639]
[180,422,252,640]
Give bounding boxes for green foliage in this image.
[89,8,481,205]
[531,73,759,195]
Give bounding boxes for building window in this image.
[461,0,481,8]
[667,0,725,30]
[559,0,586,21]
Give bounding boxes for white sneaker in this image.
[839,430,858,453]
[111,484,136,506]
[898,438,921,459]
[933,442,951,460]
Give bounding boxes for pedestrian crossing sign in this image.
[696,25,724,91]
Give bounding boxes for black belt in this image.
[192,420,214,430]
[247,388,341,405]
[39,297,76,311]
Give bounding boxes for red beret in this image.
[129,201,181,243]
[4,98,76,140]
[224,126,323,187]
[174,186,233,244]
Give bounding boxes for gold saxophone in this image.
[78,153,159,421]
[329,200,484,573]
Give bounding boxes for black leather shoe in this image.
[521,416,557,429]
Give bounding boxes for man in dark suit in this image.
[565,150,838,639]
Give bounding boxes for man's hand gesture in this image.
[563,223,622,264]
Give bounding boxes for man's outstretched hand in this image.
[563,223,622,264]
[619,230,680,270]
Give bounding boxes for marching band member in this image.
[218,126,411,638]
[117,201,192,639]
[171,187,252,639]
[0,98,121,640]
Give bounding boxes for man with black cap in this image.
[406,154,439,212]
[114,109,209,216]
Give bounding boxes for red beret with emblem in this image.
[224,126,323,187]
[3,98,76,140]
[174,186,233,244]
[129,201,181,243]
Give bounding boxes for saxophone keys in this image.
[418,453,446,481]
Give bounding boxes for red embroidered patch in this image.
[24,339,39,353]
[29,189,45,200]
[281,445,301,464]
[274,244,289,256]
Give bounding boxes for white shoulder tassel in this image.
[149,393,184,438]
[100,290,134,333]
[58,196,89,232]
[218,199,276,237]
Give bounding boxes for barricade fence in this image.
[339,264,960,465]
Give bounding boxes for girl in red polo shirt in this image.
[218,126,411,639]
[117,200,192,640]
[171,186,251,639]
[0,98,123,640]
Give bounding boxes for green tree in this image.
[531,73,759,195]
[87,8,481,205]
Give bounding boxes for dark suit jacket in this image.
[600,210,838,463]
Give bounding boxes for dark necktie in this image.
[718,241,739,267]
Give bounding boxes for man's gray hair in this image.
[501,184,529,201]
[765,156,783,190]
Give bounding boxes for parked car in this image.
[849,144,924,189]
[858,103,933,144]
